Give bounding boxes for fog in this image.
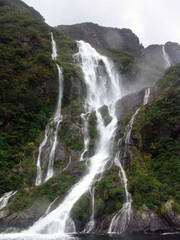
[23,0,180,47]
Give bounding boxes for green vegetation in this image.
[70,196,91,222]
[0,0,59,194]
[58,120,83,152]
[0,0,82,194]
[8,169,79,213]
[53,32,85,108]
[126,63,180,213]
[99,48,135,74]
[94,166,124,217]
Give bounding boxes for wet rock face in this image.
[143,44,165,69]
[165,42,180,66]
[98,105,112,126]
[115,89,145,121]
[164,200,180,228]
[128,206,169,233]
[54,142,66,161]
[0,208,39,232]
[127,205,180,234]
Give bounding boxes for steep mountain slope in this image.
[126,64,180,232]
[0,0,56,194]
[0,0,180,236]
[57,22,143,55]
[0,0,78,194]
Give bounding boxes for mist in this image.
[23,0,180,47]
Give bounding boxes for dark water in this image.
[77,233,180,240]
[0,233,179,240]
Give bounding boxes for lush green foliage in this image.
[94,166,124,217]
[127,64,180,212]
[0,0,83,195]
[70,196,90,222]
[8,168,79,213]
[99,48,135,74]
[0,0,59,194]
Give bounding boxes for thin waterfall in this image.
[39,197,59,220]
[108,155,132,234]
[80,113,90,161]
[162,46,171,68]
[44,64,63,182]
[143,87,151,105]
[108,88,151,234]
[27,40,122,235]
[0,191,17,211]
[124,88,150,159]
[35,33,63,185]
[83,188,95,233]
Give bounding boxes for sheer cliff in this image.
[0,0,180,236]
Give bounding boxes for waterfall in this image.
[44,64,63,182]
[35,33,63,185]
[83,188,95,233]
[27,40,123,235]
[162,46,171,68]
[143,87,151,105]
[125,88,150,153]
[80,113,90,161]
[108,88,151,234]
[0,191,17,211]
[108,155,132,234]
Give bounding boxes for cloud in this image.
[23,0,180,47]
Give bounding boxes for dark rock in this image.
[57,22,143,56]
[0,208,39,232]
[143,44,165,69]
[67,160,86,178]
[165,42,180,66]
[115,89,145,121]
[164,200,180,228]
[98,105,112,126]
[128,205,176,234]
[70,149,80,161]
[55,142,66,161]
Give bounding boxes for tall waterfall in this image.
[27,40,124,235]
[108,88,151,234]
[35,33,63,186]
[162,46,171,68]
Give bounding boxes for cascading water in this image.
[0,191,17,211]
[83,188,95,233]
[162,46,171,68]
[80,113,90,161]
[143,87,151,105]
[44,64,63,182]
[26,40,123,236]
[108,88,151,234]
[35,33,63,185]
[124,87,150,160]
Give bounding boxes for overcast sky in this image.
[23,0,180,47]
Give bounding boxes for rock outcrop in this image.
[57,22,143,55]
[165,42,180,66]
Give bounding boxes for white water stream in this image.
[108,88,151,234]
[0,40,148,239]
[35,33,63,185]
[162,46,171,68]
[124,88,150,158]
[26,40,123,236]
[83,188,95,233]
[0,191,17,211]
